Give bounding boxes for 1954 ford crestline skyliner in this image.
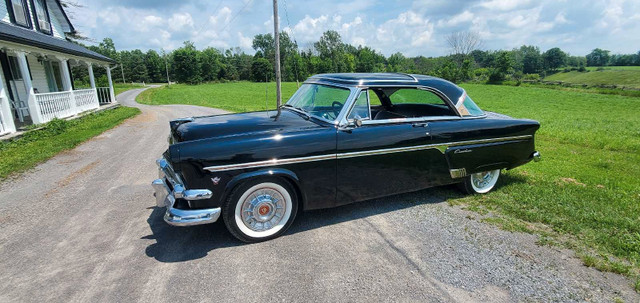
[152,73,541,242]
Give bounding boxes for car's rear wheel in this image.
[223,178,297,243]
[459,169,501,194]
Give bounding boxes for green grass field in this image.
[137,82,299,112]
[545,67,640,88]
[138,82,640,285]
[0,106,140,179]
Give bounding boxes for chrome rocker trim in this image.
[152,158,220,226]
[203,135,534,173]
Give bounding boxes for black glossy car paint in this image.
[162,73,540,212]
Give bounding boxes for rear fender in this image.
[445,138,535,178]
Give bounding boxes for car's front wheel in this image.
[459,169,501,194]
[223,178,297,243]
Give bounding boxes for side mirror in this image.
[354,118,363,127]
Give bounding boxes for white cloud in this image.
[168,13,194,32]
[478,0,532,11]
[71,0,640,57]
[437,11,474,27]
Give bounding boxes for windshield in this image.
[285,84,351,121]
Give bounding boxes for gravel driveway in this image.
[0,87,637,303]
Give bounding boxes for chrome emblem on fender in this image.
[211,177,221,185]
[454,149,473,154]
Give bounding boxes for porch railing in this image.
[97,87,114,104]
[34,88,100,124]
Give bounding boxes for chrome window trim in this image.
[202,135,533,173]
[339,85,473,127]
[345,89,372,122]
[309,73,418,84]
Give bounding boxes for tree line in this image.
[72,31,640,87]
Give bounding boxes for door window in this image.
[383,88,457,118]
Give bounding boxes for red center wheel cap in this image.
[258,205,270,215]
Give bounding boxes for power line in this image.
[194,0,225,35]
[282,0,300,86]
[220,0,254,33]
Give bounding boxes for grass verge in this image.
[0,106,140,180]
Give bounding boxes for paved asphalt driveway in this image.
[0,87,637,303]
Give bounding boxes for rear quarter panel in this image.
[429,114,540,176]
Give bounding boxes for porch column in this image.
[0,67,17,133]
[16,52,43,124]
[59,59,77,115]
[59,59,73,91]
[87,63,96,88]
[106,66,116,103]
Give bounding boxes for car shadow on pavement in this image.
[144,174,527,263]
[143,185,459,263]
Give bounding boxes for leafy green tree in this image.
[251,57,272,82]
[172,41,201,84]
[586,48,610,66]
[542,47,567,71]
[199,47,223,81]
[519,45,543,74]
[145,50,164,83]
[355,46,385,72]
[314,30,348,72]
[488,51,513,83]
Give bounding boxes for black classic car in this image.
[152,73,541,242]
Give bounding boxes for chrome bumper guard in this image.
[532,151,541,162]
[152,158,220,226]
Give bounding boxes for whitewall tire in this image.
[223,178,298,243]
[459,169,501,194]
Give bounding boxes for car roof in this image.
[306,73,465,103]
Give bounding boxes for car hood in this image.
[172,109,326,142]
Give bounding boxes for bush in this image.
[523,73,541,81]
[578,66,587,72]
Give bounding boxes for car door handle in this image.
[412,122,429,128]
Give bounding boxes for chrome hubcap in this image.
[472,171,496,189]
[241,188,286,232]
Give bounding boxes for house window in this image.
[32,0,52,34]
[9,0,31,27]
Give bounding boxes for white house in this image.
[0,0,116,136]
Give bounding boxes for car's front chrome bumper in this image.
[152,158,220,226]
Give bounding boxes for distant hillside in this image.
[545,66,640,89]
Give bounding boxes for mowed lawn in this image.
[137,82,300,112]
[138,82,640,284]
[545,67,640,89]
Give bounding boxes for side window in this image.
[348,90,370,120]
[457,95,484,117]
[389,88,446,105]
[387,88,456,117]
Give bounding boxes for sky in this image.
[68,0,640,57]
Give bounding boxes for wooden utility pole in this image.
[273,0,282,116]
[162,49,171,86]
